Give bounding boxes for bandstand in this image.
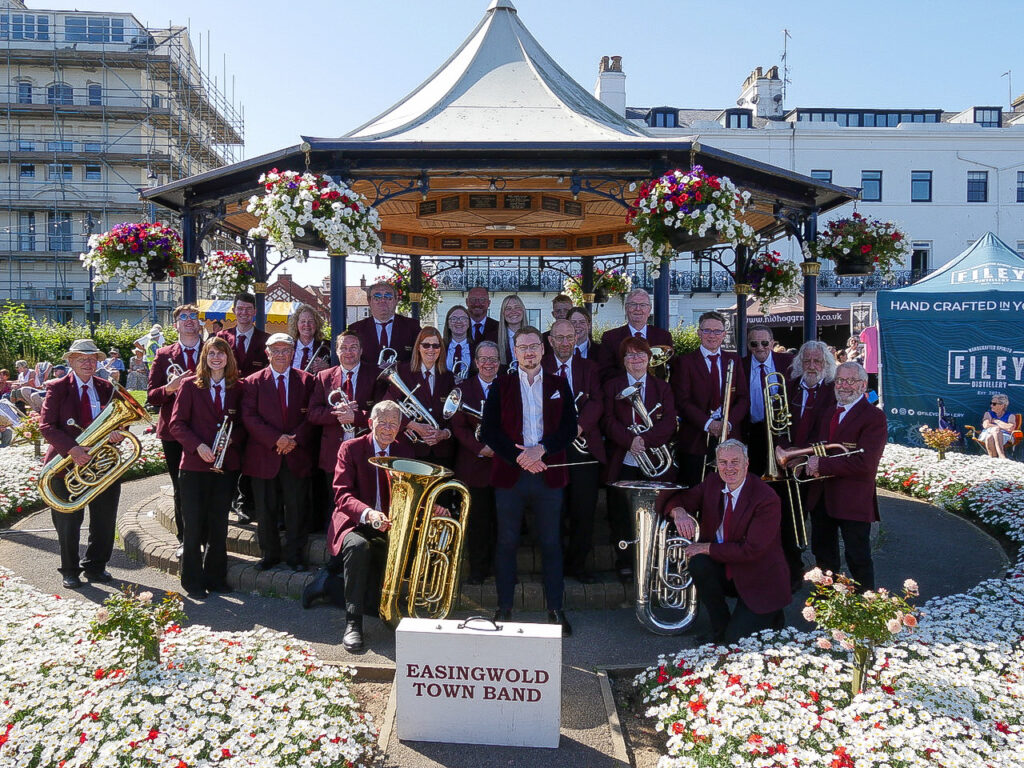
[141,0,854,349]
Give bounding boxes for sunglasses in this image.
[748,340,772,348]
[371,292,395,300]
[419,342,442,349]
[177,312,199,321]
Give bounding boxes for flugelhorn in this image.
[615,384,673,478]
[776,442,866,482]
[615,480,699,634]
[761,371,807,549]
[377,347,440,443]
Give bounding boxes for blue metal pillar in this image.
[409,253,422,321]
[330,250,347,359]
[253,238,267,331]
[802,211,819,342]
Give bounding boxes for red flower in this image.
[996,721,1010,734]
[671,721,685,734]
[688,695,707,714]
[860,244,872,255]
[79,733,87,744]
[147,728,159,741]
[221,748,233,758]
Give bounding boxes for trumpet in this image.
[327,387,357,438]
[210,418,234,473]
[776,442,866,482]
[761,371,807,549]
[377,347,440,443]
[615,384,674,478]
[703,360,735,481]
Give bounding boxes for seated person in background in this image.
[660,439,791,644]
[14,360,30,385]
[0,369,12,398]
[980,393,1020,459]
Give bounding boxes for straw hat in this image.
[63,339,106,361]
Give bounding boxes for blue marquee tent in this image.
[877,233,1024,446]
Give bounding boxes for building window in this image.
[1017,241,1024,259]
[19,212,35,251]
[49,212,73,251]
[911,171,932,202]
[16,81,32,104]
[87,84,102,106]
[1,13,50,40]
[911,241,931,277]
[1017,172,1024,203]
[967,171,988,202]
[47,163,72,180]
[82,142,102,152]
[151,93,161,109]
[18,140,34,151]
[861,170,882,202]
[974,108,1001,127]
[648,108,677,128]
[46,83,73,105]
[46,140,74,152]
[19,164,34,178]
[725,111,751,128]
[810,170,833,184]
[64,16,125,43]
[85,164,101,181]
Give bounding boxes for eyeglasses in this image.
[991,401,1002,406]
[699,328,725,336]
[625,302,651,310]
[268,348,293,357]
[624,352,649,360]
[371,292,395,301]
[550,335,575,343]
[835,377,864,387]
[375,421,401,431]
[514,343,544,353]
[177,312,199,321]
[748,340,772,348]
[419,342,442,350]
[476,356,500,365]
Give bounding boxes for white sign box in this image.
[395,617,562,748]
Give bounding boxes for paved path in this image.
[0,478,1009,767]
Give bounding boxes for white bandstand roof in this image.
[345,0,651,143]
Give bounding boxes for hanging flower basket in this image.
[377,266,441,317]
[246,168,383,261]
[625,166,754,278]
[201,250,255,299]
[748,250,801,311]
[805,212,909,278]
[80,222,183,292]
[563,268,632,306]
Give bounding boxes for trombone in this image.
[761,371,808,549]
[377,347,441,443]
[702,360,734,481]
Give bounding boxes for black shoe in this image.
[493,608,512,623]
[343,617,365,653]
[187,589,208,600]
[62,574,83,589]
[255,558,280,571]
[84,570,113,583]
[548,610,572,637]
[207,582,233,594]
[302,568,330,609]
[575,572,598,584]
[289,561,308,573]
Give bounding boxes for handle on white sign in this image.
[458,616,503,632]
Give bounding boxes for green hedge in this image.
[594,321,701,356]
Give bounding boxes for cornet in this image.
[165,362,186,384]
[210,418,234,473]
[327,387,357,438]
[451,359,469,385]
[302,341,331,372]
[615,385,674,478]
[377,347,441,443]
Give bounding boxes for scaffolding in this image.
[0,6,244,326]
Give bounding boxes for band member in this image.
[147,303,203,556]
[742,326,793,477]
[543,319,606,583]
[671,311,749,488]
[321,400,416,652]
[480,326,577,636]
[466,285,499,350]
[566,306,602,362]
[789,361,886,592]
[603,336,676,582]
[308,332,382,531]
[497,294,527,367]
[386,326,455,467]
[541,294,574,346]
[288,303,330,374]
[168,337,245,598]
[217,292,270,377]
[450,340,500,584]
[241,333,317,572]
[40,339,126,589]
[662,439,791,644]
[442,305,473,377]
[348,281,422,366]
[597,289,672,380]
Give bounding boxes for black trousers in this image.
[178,469,235,592]
[161,439,184,542]
[465,485,496,580]
[772,480,809,585]
[608,464,645,570]
[562,445,600,577]
[677,450,707,490]
[495,474,564,611]
[688,553,783,643]
[341,527,389,617]
[251,465,310,566]
[745,420,769,478]
[51,481,120,576]
[810,498,874,591]
[309,468,331,535]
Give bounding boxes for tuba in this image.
[38,385,152,513]
[615,384,674,478]
[762,371,808,549]
[615,480,699,634]
[370,456,471,629]
[377,348,440,443]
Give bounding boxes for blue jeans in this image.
[495,473,564,611]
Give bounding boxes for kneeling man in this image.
[662,439,791,644]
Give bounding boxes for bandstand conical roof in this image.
[344,0,649,143]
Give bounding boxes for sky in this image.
[45,0,1024,285]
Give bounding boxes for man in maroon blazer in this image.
[661,439,791,643]
[216,292,270,377]
[788,361,886,592]
[147,303,203,554]
[40,340,127,589]
[596,289,673,381]
[479,327,577,635]
[241,333,317,572]
[742,326,794,477]
[466,285,499,351]
[542,319,606,583]
[347,281,422,366]
[308,331,382,532]
[671,311,749,488]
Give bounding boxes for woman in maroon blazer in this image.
[169,337,246,598]
[386,326,455,467]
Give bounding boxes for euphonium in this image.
[615,384,673,478]
[615,479,698,634]
[377,347,440,443]
[762,371,808,549]
[38,385,152,513]
[369,456,471,629]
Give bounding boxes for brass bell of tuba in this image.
[614,479,699,634]
[38,385,152,514]
[370,456,471,629]
[615,384,674,478]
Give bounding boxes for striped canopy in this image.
[197,299,300,322]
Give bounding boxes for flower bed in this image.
[0,568,378,767]
[635,444,1024,767]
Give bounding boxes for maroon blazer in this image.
[811,396,887,524]
[168,376,245,472]
[541,355,607,464]
[783,378,838,449]
[660,473,791,614]
[479,371,576,489]
[240,366,316,479]
[146,342,198,440]
[602,374,676,482]
[216,327,270,378]
[597,324,673,381]
[327,433,414,556]
[386,363,456,463]
[308,363,383,474]
[450,376,494,488]
[468,316,499,351]
[39,374,115,464]
[671,348,750,454]
[349,313,422,366]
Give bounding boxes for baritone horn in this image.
[369,456,471,629]
[615,385,674,478]
[761,371,808,549]
[614,480,698,634]
[38,385,152,513]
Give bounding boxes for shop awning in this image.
[198,299,299,322]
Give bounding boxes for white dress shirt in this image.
[717,480,746,543]
[623,373,647,468]
[446,338,471,371]
[72,373,100,419]
[519,368,545,447]
[292,341,316,370]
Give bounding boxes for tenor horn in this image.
[648,344,675,382]
[376,348,440,442]
[615,385,674,478]
[370,456,471,629]
[614,480,698,634]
